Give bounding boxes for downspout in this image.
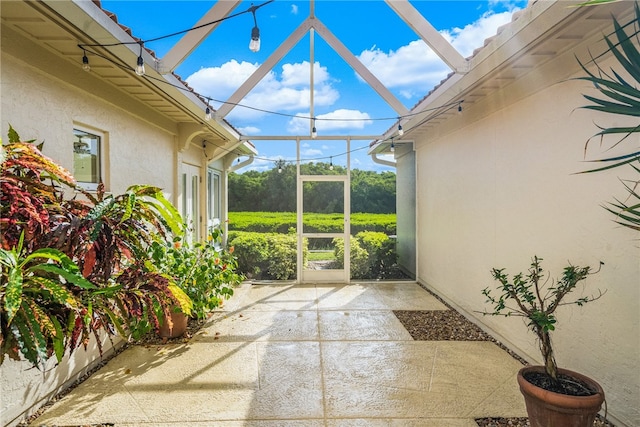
[371,153,396,168]
[228,155,255,172]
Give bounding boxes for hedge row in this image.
[334,232,398,279]
[229,212,396,235]
[228,230,397,280]
[228,231,307,280]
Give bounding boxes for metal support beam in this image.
[312,18,409,116]
[216,18,313,119]
[385,0,468,74]
[159,1,241,74]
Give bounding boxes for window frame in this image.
[72,125,104,191]
[207,168,222,230]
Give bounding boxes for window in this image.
[73,128,101,190]
[207,169,221,230]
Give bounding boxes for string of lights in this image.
[83,30,462,167]
[201,98,461,173]
[79,45,464,134]
[77,0,637,136]
[79,1,274,49]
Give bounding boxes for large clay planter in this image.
[158,311,188,338]
[517,366,605,427]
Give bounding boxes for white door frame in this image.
[296,138,351,284]
[180,163,201,245]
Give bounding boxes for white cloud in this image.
[186,60,260,101]
[445,11,516,57]
[186,60,339,122]
[356,10,518,97]
[281,61,330,86]
[302,148,323,157]
[291,4,298,15]
[287,109,372,134]
[237,125,261,134]
[357,40,449,98]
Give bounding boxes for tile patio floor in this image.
[34,282,527,426]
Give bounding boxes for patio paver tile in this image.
[32,283,526,426]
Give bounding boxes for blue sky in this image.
[102,1,527,171]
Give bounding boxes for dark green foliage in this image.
[228,163,396,214]
[227,231,306,280]
[356,231,398,278]
[227,215,399,280]
[148,227,243,321]
[351,169,397,214]
[333,236,369,279]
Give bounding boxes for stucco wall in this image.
[1,53,176,199]
[1,52,179,426]
[415,61,639,425]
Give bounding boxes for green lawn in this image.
[307,251,336,262]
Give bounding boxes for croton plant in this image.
[1,126,196,368]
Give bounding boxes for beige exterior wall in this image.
[1,49,178,427]
[415,57,639,426]
[1,54,176,200]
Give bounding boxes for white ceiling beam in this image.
[158,1,241,74]
[216,18,313,119]
[312,18,409,116]
[385,0,468,74]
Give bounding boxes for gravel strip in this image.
[394,309,493,341]
[475,415,614,426]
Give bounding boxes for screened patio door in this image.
[297,139,351,284]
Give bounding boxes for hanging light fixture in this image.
[398,123,404,137]
[82,50,90,72]
[205,106,212,121]
[458,103,463,114]
[390,139,395,153]
[311,118,317,139]
[329,156,334,171]
[249,4,261,52]
[135,42,145,76]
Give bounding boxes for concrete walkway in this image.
[34,282,527,426]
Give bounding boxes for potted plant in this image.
[149,226,243,339]
[481,256,605,427]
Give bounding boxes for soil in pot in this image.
[523,370,599,396]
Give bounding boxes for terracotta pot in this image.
[158,310,188,338]
[517,365,605,427]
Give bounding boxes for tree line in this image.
[229,162,396,214]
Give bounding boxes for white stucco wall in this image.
[1,54,176,199]
[1,334,123,427]
[1,50,179,426]
[415,61,639,425]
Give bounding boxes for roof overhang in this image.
[372,0,635,151]
[1,0,241,147]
